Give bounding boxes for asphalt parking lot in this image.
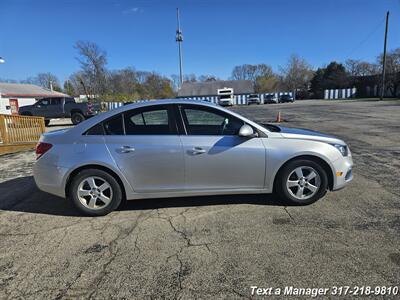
[0,99,399,299]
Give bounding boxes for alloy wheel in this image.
[286,166,321,200]
[77,176,113,210]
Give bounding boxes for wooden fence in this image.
[0,114,45,155]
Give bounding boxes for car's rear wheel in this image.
[71,112,85,125]
[276,159,328,205]
[69,169,122,216]
[44,120,50,126]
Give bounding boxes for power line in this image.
[346,16,386,59]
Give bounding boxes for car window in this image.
[124,107,172,135]
[85,123,105,135]
[182,106,244,135]
[38,99,49,106]
[51,98,61,105]
[103,114,124,135]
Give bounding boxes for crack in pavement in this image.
[283,207,296,224]
[155,207,219,299]
[84,209,156,299]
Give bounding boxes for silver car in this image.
[34,99,353,216]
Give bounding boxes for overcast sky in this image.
[0,0,398,83]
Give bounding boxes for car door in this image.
[31,98,51,117]
[103,105,185,193]
[178,104,266,190]
[46,98,64,118]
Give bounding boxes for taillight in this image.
[35,142,52,159]
[88,103,94,113]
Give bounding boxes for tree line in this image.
[2,40,399,100]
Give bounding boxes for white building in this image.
[0,82,68,115]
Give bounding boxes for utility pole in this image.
[380,11,389,100]
[176,8,184,86]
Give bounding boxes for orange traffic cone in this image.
[276,111,282,123]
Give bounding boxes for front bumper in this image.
[219,100,233,106]
[331,155,353,191]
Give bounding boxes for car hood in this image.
[18,105,33,111]
[278,126,345,144]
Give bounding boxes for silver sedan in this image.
[34,99,353,216]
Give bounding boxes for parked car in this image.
[19,97,101,126]
[279,94,294,103]
[34,99,353,216]
[247,94,261,105]
[264,94,279,104]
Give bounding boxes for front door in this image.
[9,99,19,115]
[32,98,51,117]
[103,105,184,193]
[179,104,266,190]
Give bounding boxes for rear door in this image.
[103,105,184,193]
[178,104,266,190]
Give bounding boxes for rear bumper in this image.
[331,155,353,191]
[33,159,68,198]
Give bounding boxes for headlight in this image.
[331,144,348,156]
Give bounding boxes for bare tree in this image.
[183,74,197,83]
[21,73,61,91]
[198,75,219,82]
[345,59,379,77]
[231,64,273,83]
[74,40,108,98]
[35,72,61,91]
[377,48,400,96]
[68,71,92,97]
[280,54,314,98]
[63,80,75,96]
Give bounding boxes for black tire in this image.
[71,112,85,125]
[276,159,328,205]
[69,169,122,216]
[44,119,50,126]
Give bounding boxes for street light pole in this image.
[176,8,184,87]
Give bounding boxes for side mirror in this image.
[238,124,258,138]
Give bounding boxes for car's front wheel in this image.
[276,159,328,205]
[69,169,122,216]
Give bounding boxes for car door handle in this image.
[118,146,135,153]
[190,147,206,155]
